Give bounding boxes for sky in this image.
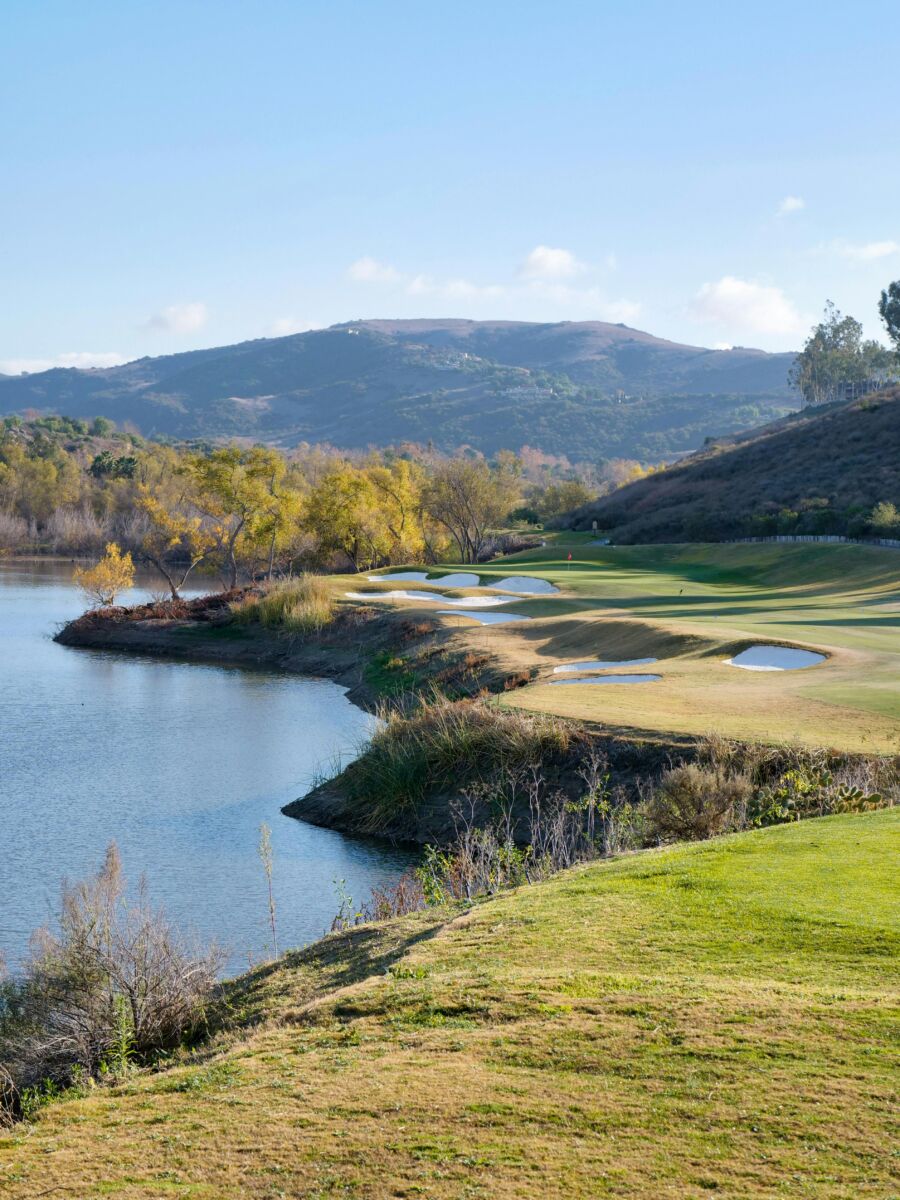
[2,0,899,373]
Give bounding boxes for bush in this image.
[341,697,574,833]
[73,542,135,607]
[644,764,753,842]
[0,845,221,1121]
[231,574,334,634]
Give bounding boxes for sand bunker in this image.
[367,572,559,595]
[437,610,531,625]
[550,674,661,686]
[426,572,481,587]
[493,576,559,594]
[553,658,657,673]
[726,646,825,671]
[345,591,509,608]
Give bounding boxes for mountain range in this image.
[0,319,798,461]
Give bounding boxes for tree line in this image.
[0,416,648,591]
[790,280,900,406]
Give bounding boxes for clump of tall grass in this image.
[341,696,574,832]
[231,575,335,635]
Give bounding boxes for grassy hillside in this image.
[3,811,896,1198]
[0,320,795,459]
[562,388,900,542]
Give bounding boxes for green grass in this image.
[356,539,900,753]
[3,810,897,1197]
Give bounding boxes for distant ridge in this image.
[0,319,796,459]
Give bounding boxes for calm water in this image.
[0,560,412,973]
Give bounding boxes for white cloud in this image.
[271,317,318,336]
[692,275,805,337]
[345,249,638,324]
[348,256,401,283]
[829,239,900,262]
[520,245,586,280]
[777,195,805,216]
[146,302,209,334]
[713,342,733,351]
[0,351,126,375]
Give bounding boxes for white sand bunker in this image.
[550,674,661,686]
[553,658,657,673]
[438,610,531,625]
[492,576,559,594]
[345,590,509,608]
[368,571,559,594]
[726,646,825,671]
[426,572,481,588]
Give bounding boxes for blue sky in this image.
[2,0,899,372]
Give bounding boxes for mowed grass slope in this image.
[360,540,900,752]
[3,811,897,1198]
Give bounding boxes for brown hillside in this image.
[563,387,900,543]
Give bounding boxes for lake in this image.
[0,560,413,973]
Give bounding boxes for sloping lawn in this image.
[2,810,897,1198]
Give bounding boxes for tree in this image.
[423,457,521,563]
[136,485,216,599]
[789,302,893,406]
[878,281,900,351]
[304,464,389,570]
[868,501,900,537]
[185,447,290,588]
[73,542,135,607]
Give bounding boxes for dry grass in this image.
[1,810,896,1198]
[231,574,335,635]
[340,696,574,833]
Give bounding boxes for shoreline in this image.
[54,598,698,846]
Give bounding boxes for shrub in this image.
[72,542,135,607]
[644,764,753,842]
[0,845,221,1121]
[231,574,334,634]
[341,697,573,833]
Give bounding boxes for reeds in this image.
[231,575,335,634]
[342,696,573,832]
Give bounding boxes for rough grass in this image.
[2,810,897,1198]
[231,574,335,634]
[339,697,574,833]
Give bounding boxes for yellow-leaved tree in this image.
[73,542,135,608]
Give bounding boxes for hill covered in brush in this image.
[0,319,796,460]
[561,387,900,542]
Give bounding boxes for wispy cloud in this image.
[346,249,636,324]
[519,245,586,280]
[823,239,900,262]
[0,351,126,375]
[692,276,805,337]
[777,195,805,216]
[348,256,401,283]
[145,302,209,334]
